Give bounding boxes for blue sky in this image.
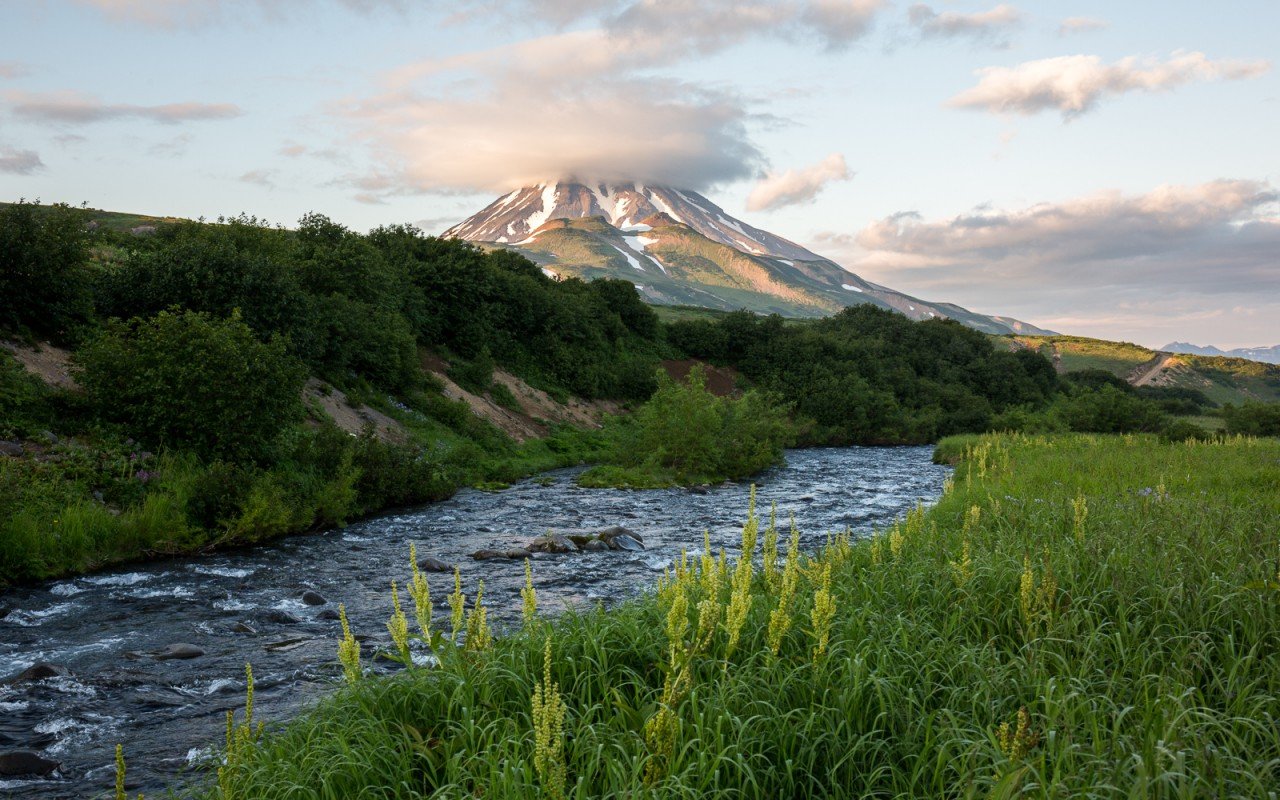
[2,1,1277,348]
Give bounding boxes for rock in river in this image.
[154,643,204,661]
[260,609,302,625]
[417,556,455,573]
[528,534,579,554]
[8,663,70,683]
[0,751,60,776]
[581,540,609,553]
[608,533,644,552]
[598,526,644,548]
[301,591,327,606]
[470,548,533,561]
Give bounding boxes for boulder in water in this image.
[0,751,59,777]
[231,622,257,634]
[560,530,596,546]
[417,556,455,573]
[317,608,341,621]
[597,526,644,548]
[261,609,302,625]
[471,548,533,561]
[608,533,645,552]
[8,663,69,683]
[582,540,609,553]
[301,591,327,606]
[154,643,204,661]
[528,534,579,554]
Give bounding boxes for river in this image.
[0,446,948,798]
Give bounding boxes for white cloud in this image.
[0,146,44,174]
[238,168,275,187]
[1057,16,1107,37]
[0,61,30,79]
[340,76,761,195]
[7,90,241,124]
[810,180,1280,345]
[747,154,852,211]
[73,0,404,26]
[906,3,1021,43]
[949,51,1270,118]
[341,2,888,198]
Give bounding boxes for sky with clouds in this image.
[1,0,1277,348]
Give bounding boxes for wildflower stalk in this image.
[407,544,431,639]
[464,580,491,651]
[723,500,758,662]
[766,521,801,655]
[949,538,974,588]
[337,603,361,683]
[996,706,1039,761]
[115,744,126,800]
[530,638,567,800]
[1018,554,1058,640]
[448,567,465,643]
[521,558,538,629]
[644,580,691,785]
[809,561,836,662]
[387,580,411,664]
[1071,493,1088,543]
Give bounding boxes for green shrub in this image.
[1057,384,1167,433]
[1222,401,1280,436]
[592,365,795,486]
[449,346,495,394]
[489,381,521,412]
[75,309,306,462]
[0,201,94,341]
[0,352,52,438]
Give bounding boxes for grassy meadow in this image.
[192,433,1280,799]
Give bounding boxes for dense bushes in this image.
[0,352,53,438]
[580,366,795,486]
[0,201,95,341]
[88,214,663,401]
[1223,401,1280,436]
[75,309,306,462]
[668,307,1058,444]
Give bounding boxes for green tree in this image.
[75,309,306,461]
[1222,401,1280,436]
[0,201,94,341]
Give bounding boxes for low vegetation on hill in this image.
[194,433,1280,798]
[1005,334,1280,405]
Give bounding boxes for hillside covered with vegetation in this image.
[2,201,1277,587]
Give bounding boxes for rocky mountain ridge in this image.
[445,180,1056,336]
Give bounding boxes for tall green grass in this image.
[198,433,1280,798]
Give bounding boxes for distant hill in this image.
[445,181,1056,336]
[1002,334,1280,405]
[1162,341,1280,365]
[0,201,184,235]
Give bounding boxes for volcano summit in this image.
[445,181,1053,335]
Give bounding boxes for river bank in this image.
[0,445,946,798]
[201,433,1280,799]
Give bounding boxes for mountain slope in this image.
[1161,341,1280,365]
[1004,334,1280,405]
[445,181,1056,336]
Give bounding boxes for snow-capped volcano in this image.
[444,180,1055,336]
[444,181,819,261]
